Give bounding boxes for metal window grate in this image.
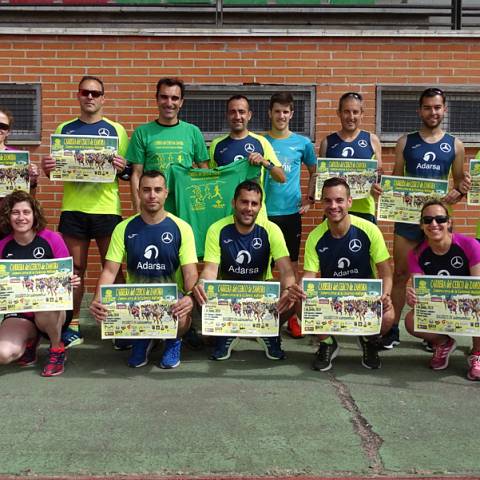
[180,85,315,142]
[0,84,41,143]
[377,85,480,143]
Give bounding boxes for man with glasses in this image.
[127,77,209,213]
[382,87,470,349]
[41,76,129,348]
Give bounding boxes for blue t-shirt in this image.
[326,130,375,159]
[264,133,316,216]
[403,132,455,180]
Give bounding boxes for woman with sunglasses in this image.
[404,199,480,380]
[0,191,80,376]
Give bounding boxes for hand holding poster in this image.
[378,175,449,224]
[0,150,30,196]
[202,280,280,337]
[315,157,378,201]
[413,275,480,336]
[0,257,73,313]
[301,278,383,335]
[467,159,480,206]
[50,134,118,183]
[101,284,178,339]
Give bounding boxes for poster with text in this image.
[0,150,30,196]
[467,159,480,206]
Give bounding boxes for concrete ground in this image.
[0,297,479,479]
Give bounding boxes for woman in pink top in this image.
[405,199,480,381]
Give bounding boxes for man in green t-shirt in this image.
[127,78,209,212]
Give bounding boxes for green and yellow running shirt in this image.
[56,117,129,215]
[304,215,389,278]
[106,212,197,290]
[127,120,208,176]
[204,214,289,281]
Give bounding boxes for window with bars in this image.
[180,85,316,142]
[376,85,480,144]
[0,84,41,143]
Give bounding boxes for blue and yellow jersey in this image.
[204,214,289,281]
[303,215,389,278]
[56,117,129,215]
[106,212,197,290]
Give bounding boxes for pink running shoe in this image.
[467,354,480,381]
[430,337,456,370]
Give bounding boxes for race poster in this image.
[101,284,178,339]
[301,278,383,335]
[378,175,449,224]
[315,157,378,201]
[0,257,73,314]
[413,275,480,336]
[202,280,280,337]
[0,150,30,196]
[467,159,480,206]
[50,134,118,183]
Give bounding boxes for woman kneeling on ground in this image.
[0,191,80,377]
[404,199,480,380]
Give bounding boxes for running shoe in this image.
[183,327,204,350]
[257,336,286,360]
[312,337,339,371]
[61,327,84,349]
[358,336,381,369]
[379,326,400,350]
[127,339,154,368]
[210,336,240,361]
[430,337,456,370]
[112,339,133,351]
[286,314,304,339]
[421,339,434,353]
[159,339,182,369]
[467,353,480,381]
[17,335,40,367]
[41,344,66,377]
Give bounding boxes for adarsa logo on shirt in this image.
[228,265,260,275]
[137,261,166,271]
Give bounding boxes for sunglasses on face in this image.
[79,89,104,98]
[421,215,449,225]
[0,122,10,131]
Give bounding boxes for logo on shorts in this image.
[98,127,110,136]
[235,250,252,265]
[144,245,159,260]
[337,257,351,269]
[161,232,173,244]
[438,270,451,276]
[341,147,355,158]
[244,143,255,154]
[451,256,464,269]
[349,239,362,253]
[440,143,452,153]
[358,139,368,148]
[423,151,436,162]
[33,247,45,259]
[251,238,263,249]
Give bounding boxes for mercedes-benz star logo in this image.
[244,143,255,154]
[440,143,452,153]
[451,256,464,269]
[251,238,263,249]
[98,127,110,136]
[161,232,173,244]
[358,139,368,148]
[33,247,45,259]
[349,239,362,253]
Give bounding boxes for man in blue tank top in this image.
[383,87,470,349]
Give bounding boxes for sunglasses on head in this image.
[340,92,363,102]
[79,89,104,98]
[421,215,449,224]
[0,122,10,131]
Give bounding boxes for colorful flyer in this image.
[315,157,378,201]
[50,134,118,182]
[0,257,73,314]
[378,175,449,224]
[467,159,480,206]
[0,150,30,196]
[101,284,178,339]
[301,278,383,335]
[413,275,480,336]
[202,280,280,337]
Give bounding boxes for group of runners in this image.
[0,76,478,380]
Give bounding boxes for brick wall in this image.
[1,34,479,290]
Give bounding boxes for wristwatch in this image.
[264,161,275,171]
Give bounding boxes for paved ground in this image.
[0,297,479,479]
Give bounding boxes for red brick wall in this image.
[1,34,478,290]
